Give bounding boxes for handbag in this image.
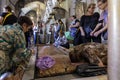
[76,64,107,77]
[65,31,74,40]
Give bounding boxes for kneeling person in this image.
[53,31,69,49]
[0,16,33,76]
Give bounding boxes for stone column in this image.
[0,1,2,13]
[108,0,120,80]
[0,0,7,13]
[70,0,76,16]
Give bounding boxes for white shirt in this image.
[33,26,38,34]
[54,25,58,32]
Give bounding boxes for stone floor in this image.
[36,74,80,80]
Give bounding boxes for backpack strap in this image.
[2,12,12,25]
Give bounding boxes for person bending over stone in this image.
[0,16,34,76]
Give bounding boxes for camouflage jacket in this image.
[0,23,32,76]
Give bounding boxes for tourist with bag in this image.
[69,15,85,46]
[53,31,69,49]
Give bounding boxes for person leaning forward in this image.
[0,16,33,76]
[90,0,108,43]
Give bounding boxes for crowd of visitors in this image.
[0,0,108,77]
[52,0,108,48]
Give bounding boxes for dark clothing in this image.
[80,12,101,43]
[25,31,29,47]
[73,31,87,46]
[70,19,85,46]
[0,23,32,76]
[25,28,33,47]
[70,19,80,38]
[0,12,17,25]
[60,42,70,49]
[56,23,64,33]
[80,12,100,30]
[73,32,82,46]
[73,19,80,25]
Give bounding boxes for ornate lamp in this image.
[49,10,56,15]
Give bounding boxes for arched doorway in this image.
[14,0,46,17]
[18,1,45,24]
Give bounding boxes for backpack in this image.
[2,12,12,24]
[2,12,17,25]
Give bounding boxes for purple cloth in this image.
[36,56,55,70]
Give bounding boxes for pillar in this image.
[69,0,76,16]
[0,0,7,13]
[108,0,120,80]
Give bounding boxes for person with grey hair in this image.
[80,3,101,43]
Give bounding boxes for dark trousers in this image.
[73,32,86,46]
[33,32,37,45]
[60,42,70,49]
[85,34,101,43]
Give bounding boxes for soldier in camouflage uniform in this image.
[0,16,33,76]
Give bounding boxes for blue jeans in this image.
[33,32,37,45]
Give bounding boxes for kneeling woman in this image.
[53,31,69,49]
